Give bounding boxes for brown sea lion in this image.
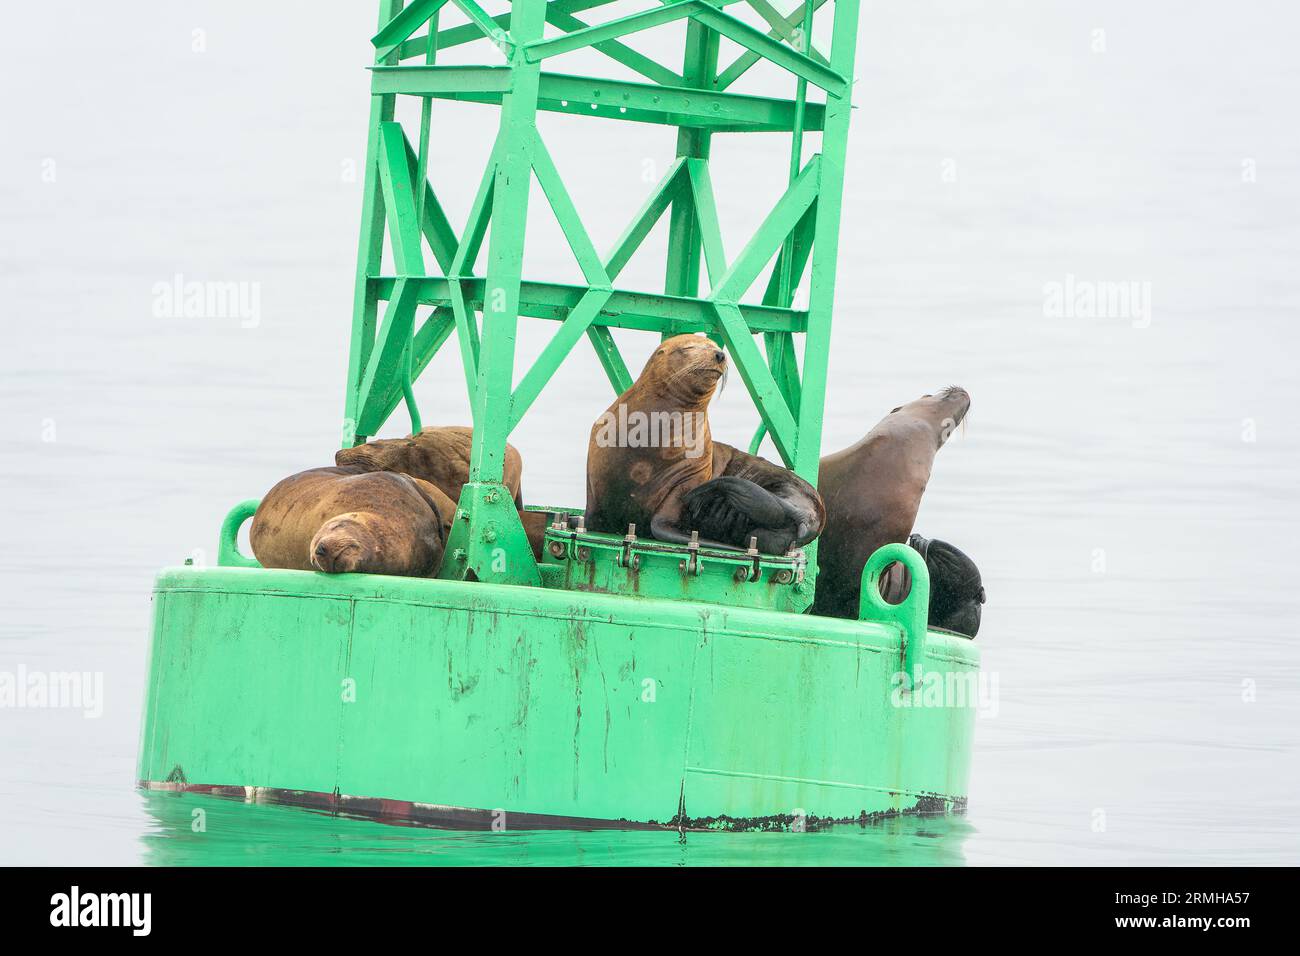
[811,386,971,619]
[520,509,549,563]
[335,425,523,507]
[586,334,724,542]
[585,334,823,553]
[250,465,455,577]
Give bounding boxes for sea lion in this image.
[888,533,985,637]
[520,509,549,563]
[585,334,825,552]
[811,386,971,619]
[335,425,523,507]
[679,442,826,554]
[250,465,455,577]
[585,334,725,543]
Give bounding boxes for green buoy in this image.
[138,0,979,831]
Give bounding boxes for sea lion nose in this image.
[713,350,725,364]
[313,543,333,572]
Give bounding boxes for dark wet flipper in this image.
[648,512,732,550]
[680,476,798,552]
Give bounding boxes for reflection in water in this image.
[139,792,973,867]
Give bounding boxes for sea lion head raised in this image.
[886,385,971,449]
[809,386,972,619]
[640,334,728,406]
[585,335,727,538]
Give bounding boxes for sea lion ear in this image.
[890,405,902,414]
[907,533,931,558]
[977,586,986,605]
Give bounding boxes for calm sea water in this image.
[2,1,1297,865]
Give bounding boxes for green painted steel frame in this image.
[344,0,861,588]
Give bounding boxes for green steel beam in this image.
[360,307,457,439]
[376,121,427,434]
[371,277,806,332]
[356,277,422,436]
[509,287,614,432]
[693,5,846,98]
[715,0,829,92]
[448,143,498,278]
[744,0,829,66]
[713,156,820,303]
[372,0,450,60]
[447,0,515,54]
[443,0,550,586]
[586,325,634,394]
[448,279,481,420]
[664,14,720,314]
[522,1,708,62]
[792,0,859,482]
[604,158,687,282]
[370,277,808,335]
[376,123,426,275]
[685,159,727,290]
[544,7,683,86]
[369,66,826,132]
[371,65,514,96]
[395,0,610,58]
[347,0,866,592]
[713,300,798,464]
[345,0,406,447]
[398,98,460,273]
[531,132,612,288]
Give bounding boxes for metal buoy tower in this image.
[137,0,980,832]
[343,0,859,592]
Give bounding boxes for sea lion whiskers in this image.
[658,354,725,404]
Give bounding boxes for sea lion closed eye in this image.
[250,466,455,578]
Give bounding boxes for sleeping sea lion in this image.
[338,424,546,559]
[811,386,971,618]
[335,425,524,507]
[250,466,455,577]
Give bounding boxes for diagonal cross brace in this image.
[712,155,821,304]
[356,278,423,436]
[376,123,426,276]
[693,4,847,98]
[372,0,452,60]
[713,301,799,466]
[715,0,831,91]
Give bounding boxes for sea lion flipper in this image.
[649,512,693,545]
[648,512,734,550]
[680,476,799,552]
